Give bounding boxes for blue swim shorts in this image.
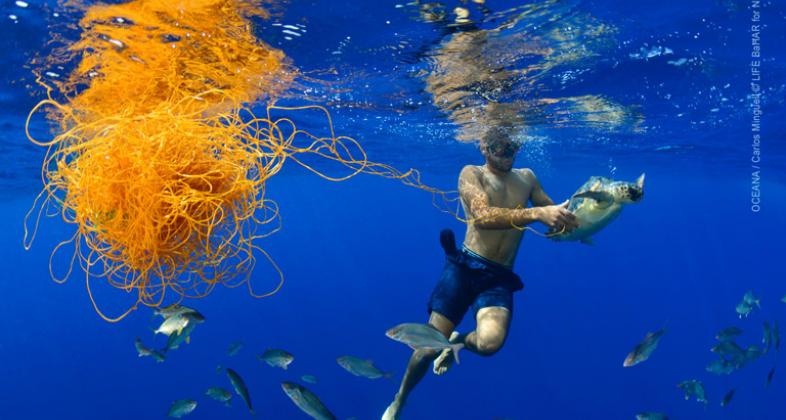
[427,229,525,326]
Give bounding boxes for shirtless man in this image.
[382,128,578,420]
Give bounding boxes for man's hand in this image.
[538,200,578,231]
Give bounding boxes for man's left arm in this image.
[523,169,555,207]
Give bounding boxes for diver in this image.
[382,126,578,420]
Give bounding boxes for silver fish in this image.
[301,375,318,384]
[706,358,736,375]
[711,341,745,359]
[385,323,464,364]
[766,366,776,386]
[636,413,669,420]
[258,349,294,370]
[167,399,197,418]
[624,328,666,367]
[774,320,780,351]
[205,387,232,406]
[721,389,735,407]
[336,356,392,379]
[155,304,203,320]
[281,382,336,420]
[166,320,197,351]
[677,380,708,405]
[715,326,743,342]
[763,322,772,354]
[735,290,760,319]
[226,368,254,415]
[227,341,243,356]
[134,338,165,363]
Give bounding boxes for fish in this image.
[301,375,318,384]
[336,356,392,379]
[258,349,294,370]
[624,328,666,367]
[227,341,243,356]
[766,366,775,386]
[774,320,780,351]
[711,341,745,359]
[281,382,337,420]
[216,364,223,374]
[706,358,737,375]
[155,310,204,337]
[167,399,197,418]
[385,323,464,364]
[763,322,772,354]
[736,290,760,319]
[165,320,197,351]
[205,387,232,406]
[134,338,165,362]
[226,368,254,415]
[720,389,735,407]
[155,304,203,320]
[677,380,708,405]
[745,345,764,361]
[636,413,669,420]
[549,174,644,244]
[715,326,743,342]
[782,295,786,303]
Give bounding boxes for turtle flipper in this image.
[572,190,614,207]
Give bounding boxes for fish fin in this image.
[580,237,594,245]
[573,190,614,205]
[451,344,463,365]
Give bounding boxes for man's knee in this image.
[475,335,505,356]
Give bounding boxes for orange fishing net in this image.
[24,0,450,322]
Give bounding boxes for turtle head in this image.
[618,173,645,204]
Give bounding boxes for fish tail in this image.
[451,344,464,365]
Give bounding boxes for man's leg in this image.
[382,311,455,420]
[433,306,510,374]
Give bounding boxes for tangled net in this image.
[24,0,452,322]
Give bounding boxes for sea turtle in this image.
[549,173,645,244]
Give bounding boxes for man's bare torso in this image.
[460,166,536,267]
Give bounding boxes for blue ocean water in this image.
[1,0,785,419]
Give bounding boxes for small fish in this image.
[155,304,203,320]
[385,323,464,364]
[745,345,764,361]
[281,382,337,420]
[337,356,392,379]
[766,366,775,386]
[720,389,735,407]
[155,311,203,336]
[711,341,745,359]
[227,341,243,356]
[706,358,737,375]
[781,295,786,303]
[736,290,760,318]
[636,413,669,420]
[624,328,667,367]
[168,399,197,418]
[774,320,780,351]
[301,375,318,384]
[763,322,772,354]
[134,338,166,363]
[205,387,232,406]
[715,326,743,342]
[166,320,197,351]
[226,368,254,415]
[677,380,708,405]
[258,349,294,370]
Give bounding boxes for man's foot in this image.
[433,331,461,375]
[382,395,404,420]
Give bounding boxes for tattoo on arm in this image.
[459,167,542,230]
